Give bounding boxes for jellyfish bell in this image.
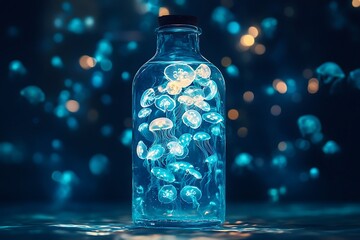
[149,117,174,132]
[183,86,205,100]
[186,168,202,180]
[166,81,182,95]
[154,94,176,112]
[202,112,224,124]
[210,125,221,136]
[20,85,45,104]
[193,132,211,141]
[203,80,218,100]
[316,62,345,84]
[182,110,202,129]
[180,185,202,208]
[195,64,211,79]
[140,88,156,107]
[178,95,194,106]
[179,133,192,147]
[167,161,194,173]
[138,123,154,141]
[164,63,196,88]
[167,141,184,156]
[297,115,321,137]
[194,100,211,112]
[146,144,165,160]
[138,108,152,118]
[136,141,148,159]
[151,167,175,182]
[205,154,218,164]
[158,185,177,203]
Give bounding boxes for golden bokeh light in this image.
[221,56,232,67]
[240,34,255,47]
[352,0,360,7]
[254,44,266,55]
[308,78,319,94]
[243,91,254,103]
[159,7,170,16]
[66,100,80,113]
[79,55,96,70]
[248,26,259,38]
[237,127,248,138]
[275,81,287,94]
[278,141,287,151]
[228,109,239,120]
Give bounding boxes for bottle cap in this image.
[158,15,198,27]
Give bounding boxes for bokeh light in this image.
[228,109,239,120]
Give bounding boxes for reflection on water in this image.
[0,204,360,239]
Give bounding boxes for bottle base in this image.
[134,218,223,229]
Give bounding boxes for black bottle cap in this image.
[158,15,198,27]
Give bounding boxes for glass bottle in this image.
[132,15,226,228]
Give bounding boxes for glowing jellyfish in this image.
[167,141,184,156]
[193,132,212,158]
[316,62,345,84]
[203,80,218,100]
[194,100,210,112]
[89,154,109,175]
[202,112,224,124]
[136,141,148,159]
[348,68,360,90]
[183,87,205,102]
[146,144,165,161]
[210,125,221,136]
[164,63,196,87]
[155,94,176,112]
[149,117,175,145]
[180,185,202,208]
[167,161,194,172]
[138,108,152,118]
[193,132,211,141]
[9,60,26,75]
[151,167,175,183]
[322,140,340,155]
[166,81,182,95]
[158,185,177,203]
[20,86,45,104]
[186,168,202,180]
[297,115,322,137]
[182,110,202,129]
[138,123,153,141]
[195,64,211,79]
[179,133,192,147]
[178,95,194,106]
[140,88,156,107]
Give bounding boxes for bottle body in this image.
[132,26,226,228]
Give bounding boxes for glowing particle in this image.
[159,7,170,16]
[167,141,184,156]
[227,21,241,34]
[228,109,239,120]
[308,78,319,94]
[179,133,192,147]
[195,64,211,79]
[309,167,319,179]
[67,18,85,34]
[182,110,202,129]
[65,100,80,113]
[322,140,340,155]
[9,60,26,75]
[149,117,173,131]
[203,80,218,100]
[272,155,287,168]
[158,185,177,203]
[261,17,277,38]
[211,6,233,27]
[297,115,321,137]
[100,59,112,71]
[278,141,287,151]
[164,63,196,87]
[151,167,175,182]
[234,153,252,167]
[92,71,104,88]
[138,108,152,118]
[240,34,255,47]
[127,41,138,51]
[268,188,279,202]
[147,144,165,161]
[202,112,224,124]
[155,94,176,112]
[20,86,45,104]
[67,117,78,130]
[194,100,211,112]
[101,94,112,105]
[84,16,95,27]
[353,0,360,7]
[226,64,239,77]
[237,127,248,137]
[0,142,22,163]
[180,186,202,207]
[100,124,113,137]
[89,154,109,175]
[79,55,96,69]
[193,132,211,141]
[275,80,287,94]
[243,91,254,102]
[136,141,148,159]
[52,139,62,150]
[122,71,131,81]
[248,26,259,38]
[316,62,345,84]
[51,56,63,68]
[120,128,132,147]
[178,95,194,106]
[140,88,156,107]
[270,105,281,116]
[254,44,266,55]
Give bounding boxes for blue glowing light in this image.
[92,71,104,88]
[52,170,78,185]
[100,59,112,71]
[96,39,113,57]
[316,62,345,84]
[227,21,241,35]
[84,16,95,27]
[101,124,113,137]
[127,41,138,51]
[67,18,85,34]
[297,115,322,138]
[295,139,310,151]
[261,17,278,38]
[9,60,26,75]
[54,105,68,118]
[285,78,297,93]
[310,132,324,144]
[174,0,186,5]
[20,86,45,104]
[101,94,112,105]
[272,154,287,168]
[89,154,109,175]
[234,153,252,167]
[32,152,44,164]
[51,56,63,68]
[348,68,360,90]
[226,64,239,77]
[50,153,61,163]
[120,128,132,147]
[268,188,279,202]
[59,90,70,102]
[53,33,64,43]
[52,139,62,150]
[309,167,319,179]
[0,142,22,163]
[265,85,276,95]
[62,2,72,12]
[122,71,131,81]
[211,6,233,27]
[67,117,78,130]
[322,140,340,155]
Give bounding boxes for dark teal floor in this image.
[1,203,360,239]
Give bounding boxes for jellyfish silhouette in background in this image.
[348,68,360,90]
[180,185,202,209]
[182,110,202,129]
[20,86,45,104]
[140,88,156,107]
[261,17,278,38]
[89,154,109,175]
[138,123,154,142]
[158,185,177,204]
[316,62,345,94]
[297,115,322,139]
[164,63,196,88]
[322,140,340,155]
[9,60,27,76]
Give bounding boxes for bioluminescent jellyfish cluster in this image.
[133,62,225,224]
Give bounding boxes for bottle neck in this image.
[155,25,201,57]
